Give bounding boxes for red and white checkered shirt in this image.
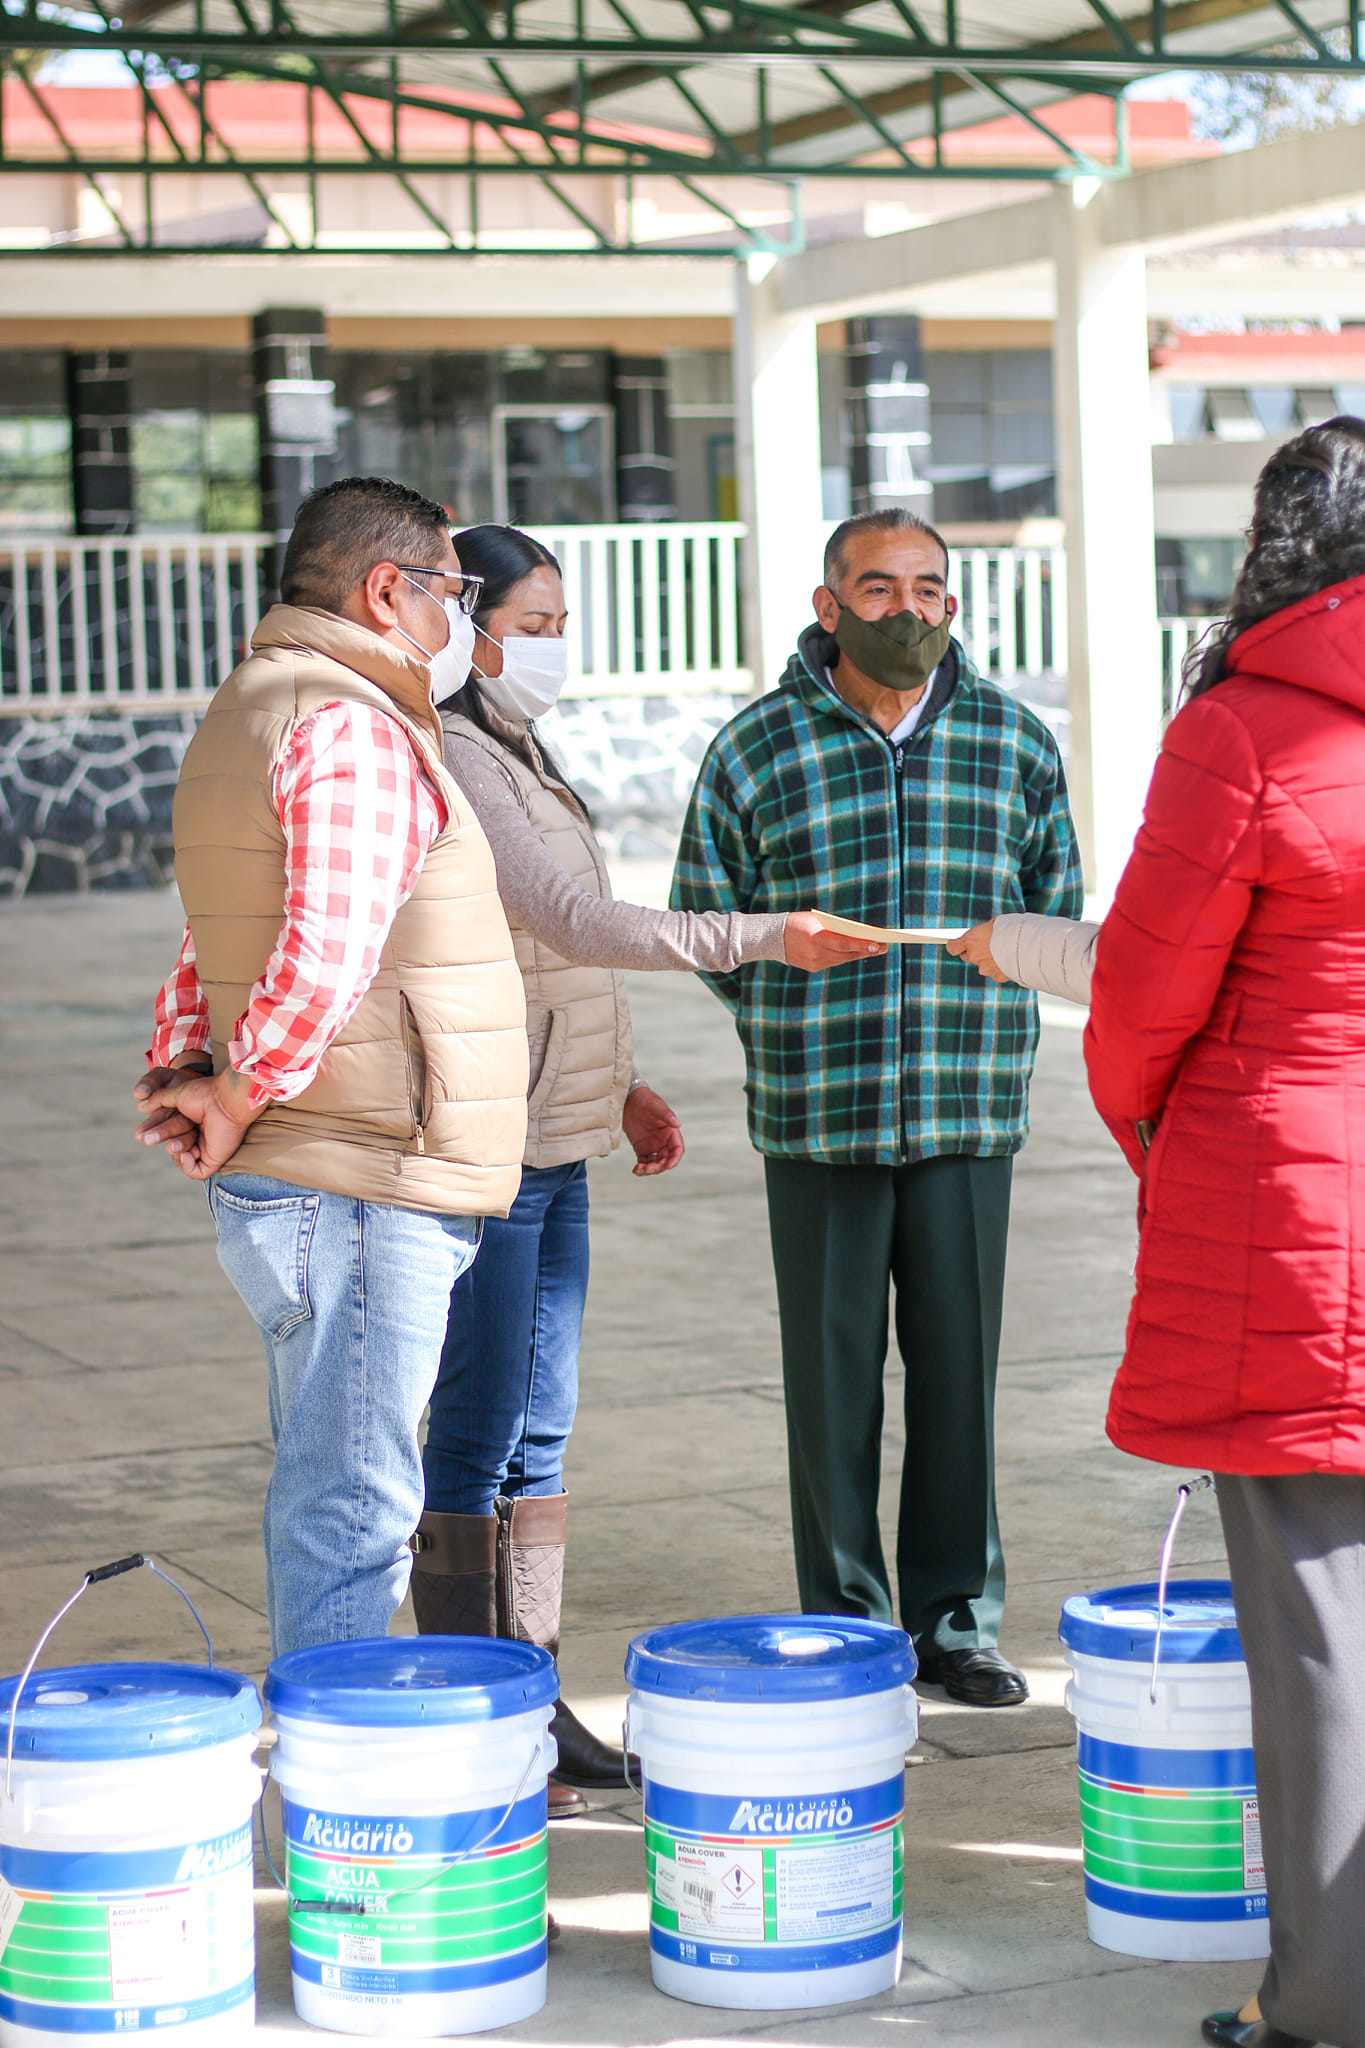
[150,701,448,1103]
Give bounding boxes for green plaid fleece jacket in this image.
[671,625,1084,1165]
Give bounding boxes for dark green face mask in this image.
[834,603,951,692]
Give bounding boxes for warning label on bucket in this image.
[675,1842,765,1941]
[773,1831,894,1942]
[1242,1799,1266,1892]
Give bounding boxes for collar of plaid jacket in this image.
[785,619,961,735]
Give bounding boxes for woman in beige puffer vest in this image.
[408,526,878,1813]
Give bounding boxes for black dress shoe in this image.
[1201,2013,1313,2048]
[915,1646,1029,1707]
[550,1699,628,1787]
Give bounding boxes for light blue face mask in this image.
[396,575,478,703]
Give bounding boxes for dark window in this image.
[923,348,1055,523]
[0,352,73,533]
[329,352,496,525]
[128,351,260,533]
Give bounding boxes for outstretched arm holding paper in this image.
[948,913,1101,1005]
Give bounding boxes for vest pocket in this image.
[209,1177,318,1339]
[527,1006,569,1112]
[400,994,430,1152]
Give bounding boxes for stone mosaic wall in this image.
[539,691,746,860]
[0,696,740,898]
[0,712,199,899]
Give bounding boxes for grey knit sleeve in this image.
[444,733,788,972]
[990,913,1100,1005]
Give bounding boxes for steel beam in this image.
[2,12,1364,70]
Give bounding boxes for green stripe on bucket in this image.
[286,1833,547,1976]
[1075,1776,1264,1899]
[0,1870,254,2013]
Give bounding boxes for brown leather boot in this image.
[494,1493,566,1655]
[411,1506,584,1818]
[407,1510,496,1636]
[495,1493,625,1794]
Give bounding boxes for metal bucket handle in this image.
[4,1553,213,1799]
[1149,1475,1216,1704]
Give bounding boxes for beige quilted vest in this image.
[174,606,528,1217]
[442,707,633,1169]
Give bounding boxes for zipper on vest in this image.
[400,993,428,1154]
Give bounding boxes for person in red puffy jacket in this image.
[1086,417,1365,2048]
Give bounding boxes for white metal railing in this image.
[526,523,746,698]
[949,544,1067,682]
[1,534,266,713]
[0,525,748,712]
[1161,614,1219,720]
[0,526,1073,712]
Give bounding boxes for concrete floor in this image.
[0,878,1252,2045]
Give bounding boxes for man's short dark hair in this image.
[280,476,450,611]
[823,508,950,592]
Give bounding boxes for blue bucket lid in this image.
[1059,1579,1243,1664]
[0,1663,261,1761]
[625,1614,915,1702]
[265,1637,558,1726]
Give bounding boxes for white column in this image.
[1052,181,1162,904]
[733,254,825,693]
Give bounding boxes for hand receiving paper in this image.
[946,919,1010,983]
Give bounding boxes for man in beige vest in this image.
[133,477,528,1654]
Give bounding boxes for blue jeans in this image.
[208,1172,480,1655]
[423,1161,589,1516]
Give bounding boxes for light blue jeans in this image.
[208,1171,481,1655]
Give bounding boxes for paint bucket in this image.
[625,1614,917,2011]
[265,1636,557,2038]
[1060,1578,1269,1962]
[0,1661,264,2044]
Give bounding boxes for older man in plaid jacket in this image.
[673,507,1082,1707]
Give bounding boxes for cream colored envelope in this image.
[814,910,969,944]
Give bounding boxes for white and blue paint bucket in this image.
[265,1636,557,2038]
[1061,1578,1269,1962]
[625,1615,917,2010]
[0,1661,264,2044]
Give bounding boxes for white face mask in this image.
[477,634,570,721]
[395,575,477,705]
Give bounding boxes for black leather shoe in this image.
[550,1699,628,1787]
[1201,2014,1313,2048]
[915,1646,1029,1708]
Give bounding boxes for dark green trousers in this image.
[764,1153,1012,1655]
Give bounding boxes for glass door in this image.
[492,405,615,525]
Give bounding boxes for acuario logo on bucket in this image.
[296,1811,416,1856]
[174,1823,254,1882]
[728,1798,856,1834]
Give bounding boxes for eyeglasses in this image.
[393,565,485,615]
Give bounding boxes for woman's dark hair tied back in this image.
[443,522,585,809]
[454,524,561,632]
[1185,416,1365,701]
